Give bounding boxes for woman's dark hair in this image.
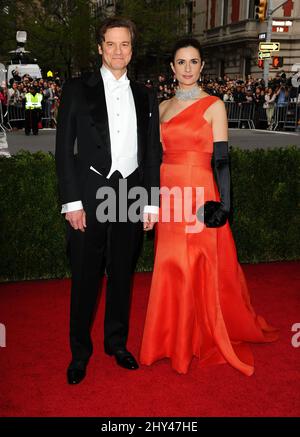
[96,16,137,46]
[171,38,204,63]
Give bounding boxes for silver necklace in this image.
[175,86,202,101]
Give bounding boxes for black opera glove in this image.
[204,201,228,227]
[205,141,231,228]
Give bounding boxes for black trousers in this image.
[25,109,40,134]
[67,168,143,363]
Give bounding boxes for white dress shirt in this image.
[102,65,138,179]
[61,65,158,215]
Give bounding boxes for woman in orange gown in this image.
[140,38,278,376]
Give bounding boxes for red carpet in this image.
[0,262,299,417]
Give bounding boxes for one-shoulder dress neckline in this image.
[161,95,214,125]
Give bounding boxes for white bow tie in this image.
[106,78,130,93]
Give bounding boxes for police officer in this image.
[24,86,43,135]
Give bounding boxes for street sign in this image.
[258,51,271,60]
[259,42,280,52]
[272,20,292,27]
[258,32,267,40]
[273,26,289,33]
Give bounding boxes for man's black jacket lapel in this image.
[83,72,111,161]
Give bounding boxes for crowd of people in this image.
[1,68,299,132]
[145,71,299,130]
[148,71,297,103]
[0,71,62,130]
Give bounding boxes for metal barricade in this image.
[0,102,4,133]
[273,105,288,131]
[7,99,55,128]
[41,99,53,127]
[258,105,267,124]
[0,101,10,132]
[225,102,241,127]
[225,102,255,129]
[283,101,300,131]
[7,104,24,126]
[239,103,255,129]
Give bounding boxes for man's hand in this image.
[65,209,86,232]
[143,212,159,231]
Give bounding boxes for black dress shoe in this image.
[67,361,87,384]
[67,368,86,384]
[105,348,139,370]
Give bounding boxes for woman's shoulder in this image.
[159,98,174,115]
[199,91,212,99]
[200,92,223,105]
[159,98,173,109]
[204,93,224,109]
[204,95,227,123]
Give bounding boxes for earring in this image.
[198,74,202,88]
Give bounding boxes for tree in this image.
[116,0,188,78]
[0,0,191,79]
[0,1,18,61]
[1,0,105,78]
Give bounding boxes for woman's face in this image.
[171,46,204,88]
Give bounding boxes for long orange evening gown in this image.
[140,95,278,376]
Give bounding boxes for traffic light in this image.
[272,56,283,68]
[255,0,268,22]
[258,59,264,69]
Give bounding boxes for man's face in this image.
[98,27,132,75]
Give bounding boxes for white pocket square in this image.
[90,166,102,176]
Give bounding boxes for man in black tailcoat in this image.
[55,17,161,384]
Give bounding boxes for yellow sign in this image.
[259,42,280,52]
[47,70,53,77]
